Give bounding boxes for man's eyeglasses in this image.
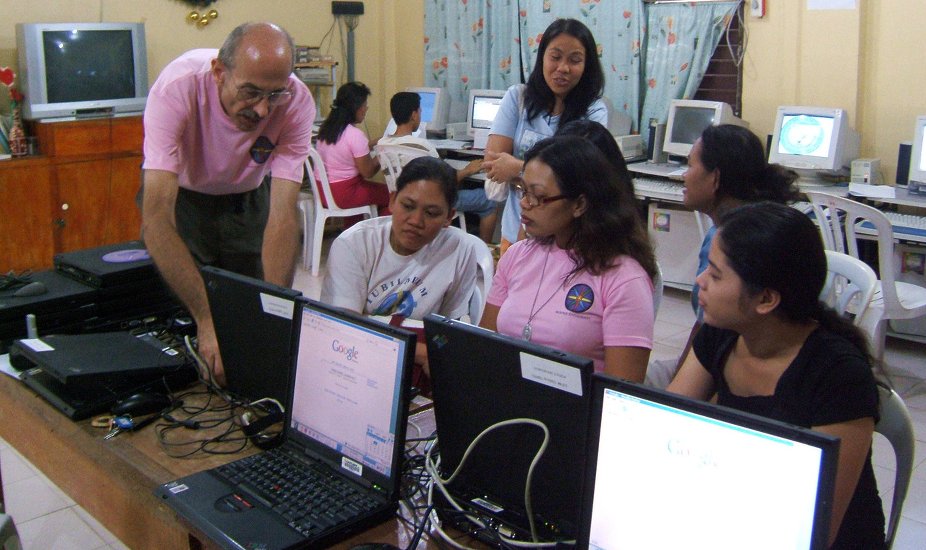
[230,76,293,106]
[512,178,567,208]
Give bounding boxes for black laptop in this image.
[155,299,416,550]
[13,330,196,419]
[578,374,840,550]
[202,266,301,406]
[424,314,594,545]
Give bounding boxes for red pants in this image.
[322,174,391,228]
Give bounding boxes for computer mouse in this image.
[111,392,173,417]
[13,281,48,297]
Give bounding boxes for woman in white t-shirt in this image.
[321,156,479,375]
[315,82,390,224]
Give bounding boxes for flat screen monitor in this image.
[466,89,506,138]
[768,106,860,172]
[907,115,926,185]
[404,86,449,133]
[16,22,149,121]
[662,99,745,158]
[578,374,839,550]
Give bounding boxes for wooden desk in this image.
[0,374,439,549]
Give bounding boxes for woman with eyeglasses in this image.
[315,82,390,225]
[668,202,884,549]
[482,18,608,254]
[480,136,657,381]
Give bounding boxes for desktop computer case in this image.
[647,203,703,291]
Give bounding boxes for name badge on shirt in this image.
[250,136,276,164]
[518,129,551,158]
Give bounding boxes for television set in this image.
[906,115,926,188]
[768,106,860,173]
[662,99,746,158]
[15,22,149,121]
[465,88,506,138]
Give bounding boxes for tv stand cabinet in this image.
[0,116,143,271]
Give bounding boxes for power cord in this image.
[424,418,570,548]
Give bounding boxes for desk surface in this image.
[0,374,445,550]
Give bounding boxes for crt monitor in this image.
[768,106,860,172]
[466,89,506,138]
[662,99,745,158]
[405,86,450,134]
[907,115,926,185]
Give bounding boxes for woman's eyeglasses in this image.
[512,177,567,208]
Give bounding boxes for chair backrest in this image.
[874,383,915,549]
[306,147,345,212]
[465,232,495,324]
[652,262,665,316]
[805,191,902,307]
[821,250,878,326]
[374,141,435,192]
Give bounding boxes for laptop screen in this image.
[581,376,837,550]
[289,303,409,478]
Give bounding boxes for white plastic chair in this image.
[304,147,378,276]
[821,250,878,327]
[874,383,915,549]
[806,191,926,363]
[297,190,314,272]
[374,141,466,232]
[465,232,495,325]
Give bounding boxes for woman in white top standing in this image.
[483,18,608,253]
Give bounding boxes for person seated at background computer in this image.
[321,156,479,371]
[315,81,389,226]
[141,22,315,386]
[480,136,656,381]
[667,202,884,549]
[645,124,800,388]
[379,92,498,243]
[482,18,608,255]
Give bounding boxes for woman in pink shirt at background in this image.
[480,135,657,381]
[315,82,390,224]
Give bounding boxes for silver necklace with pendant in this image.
[523,249,563,341]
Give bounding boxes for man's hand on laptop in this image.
[197,322,226,387]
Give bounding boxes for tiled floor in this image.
[3,250,926,548]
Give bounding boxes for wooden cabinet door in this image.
[0,161,56,271]
[107,155,144,243]
[53,159,111,253]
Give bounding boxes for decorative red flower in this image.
[519,10,527,17]
[440,56,448,68]
[648,78,657,89]
[680,62,689,71]
[461,75,469,84]
[623,10,632,19]
[0,66,14,87]
[668,32,677,45]
[10,88,24,102]
[424,36,430,44]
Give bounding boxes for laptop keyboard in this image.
[216,448,382,537]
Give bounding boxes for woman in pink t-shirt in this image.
[481,135,657,381]
[315,82,390,224]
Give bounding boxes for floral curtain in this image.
[639,1,740,142]
[424,0,736,137]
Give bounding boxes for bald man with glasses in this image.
[141,22,315,385]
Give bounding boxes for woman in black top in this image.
[668,202,884,549]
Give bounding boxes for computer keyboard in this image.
[633,177,684,202]
[857,211,926,240]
